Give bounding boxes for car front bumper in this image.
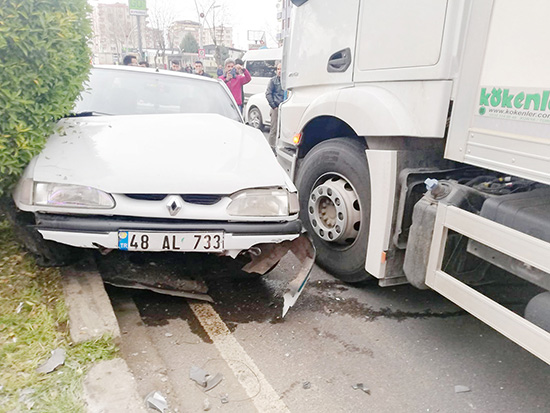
[35,213,302,258]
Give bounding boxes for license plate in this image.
[118,231,224,252]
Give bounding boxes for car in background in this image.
[10,66,310,278]
[244,92,272,131]
[242,48,282,100]
[242,48,282,131]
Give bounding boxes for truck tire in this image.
[296,138,372,282]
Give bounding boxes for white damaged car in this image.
[10,66,313,315]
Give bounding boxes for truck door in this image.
[284,0,360,90]
[353,0,450,82]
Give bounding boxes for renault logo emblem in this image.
[166,196,182,216]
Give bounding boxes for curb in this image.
[61,261,121,344]
[83,358,147,413]
[61,259,145,412]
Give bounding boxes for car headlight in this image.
[227,188,299,216]
[34,182,115,209]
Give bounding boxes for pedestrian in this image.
[194,61,212,78]
[235,58,246,108]
[216,65,223,77]
[185,64,193,73]
[219,58,251,113]
[139,61,149,68]
[170,60,181,71]
[123,55,138,66]
[265,62,284,148]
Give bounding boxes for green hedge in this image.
[0,0,92,195]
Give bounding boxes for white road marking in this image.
[188,302,290,413]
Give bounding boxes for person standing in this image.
[170,60,182,71]
[265,62,283,148]
[219,58,251,113]
[123,55,138,66]
[194,61,212,78]
[216,65,224,77]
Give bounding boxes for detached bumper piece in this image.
[242,233,316,317]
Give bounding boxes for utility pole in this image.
[136,15,143,57]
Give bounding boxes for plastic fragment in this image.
[303,381,311,389]
[220,393,229,404]
[454,385,471,393]
[145,391,168,412]
[205,373,224,392]
[190,366,209,387]
[36,348,66,374]
[352,383,371,394]
[190,366,224,391]
[203,398,211,411]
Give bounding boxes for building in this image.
[91,2,146,64]
[277,0,292,46]
[169,20,201,50]
[202,25,233,48]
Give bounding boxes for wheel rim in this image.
[307,174,362,246]
[248,109,261,129]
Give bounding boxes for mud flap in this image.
[242,234,316,317]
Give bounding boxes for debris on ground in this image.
[203,398,211,411]
[190,366,209,387]
[454,385,471,393]
[145,391,168,412]
[303,381,311,389]
[205,373,224,391]
[36,348,66,374]
[352,383,371,395]
[220,393,229,404]
[190,366,224,392]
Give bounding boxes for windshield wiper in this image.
[65,111,112,118]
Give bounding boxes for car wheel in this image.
[0,198,81,267]
[247,106,263,130]
[296,138,372,283]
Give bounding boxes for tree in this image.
[147,0,176,68]
[0,0,92,195]
[181,33,199,54]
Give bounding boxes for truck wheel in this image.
[247,107,263,130]
[297,138,372,282]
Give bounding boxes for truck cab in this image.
[277,0,550,363]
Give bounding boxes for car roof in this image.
[92,65,221,84]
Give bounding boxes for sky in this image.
[90,0,280,49]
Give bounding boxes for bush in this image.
[0,0,91,195]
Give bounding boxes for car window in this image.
[73,68,242,122]
[245,60,277,78]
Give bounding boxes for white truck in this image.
[277,0,550,363]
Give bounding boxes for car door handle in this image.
[327,48,352,73]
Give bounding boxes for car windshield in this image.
[72,67,241,122]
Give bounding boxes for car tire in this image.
[247,106,264,130]
[0,198,81,267]
[296,138,372,283]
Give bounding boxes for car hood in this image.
[33,114,288,194]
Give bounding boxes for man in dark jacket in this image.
[194,61,212,77]
[265,62,283,148]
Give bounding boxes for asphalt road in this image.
[99,251,549,413]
